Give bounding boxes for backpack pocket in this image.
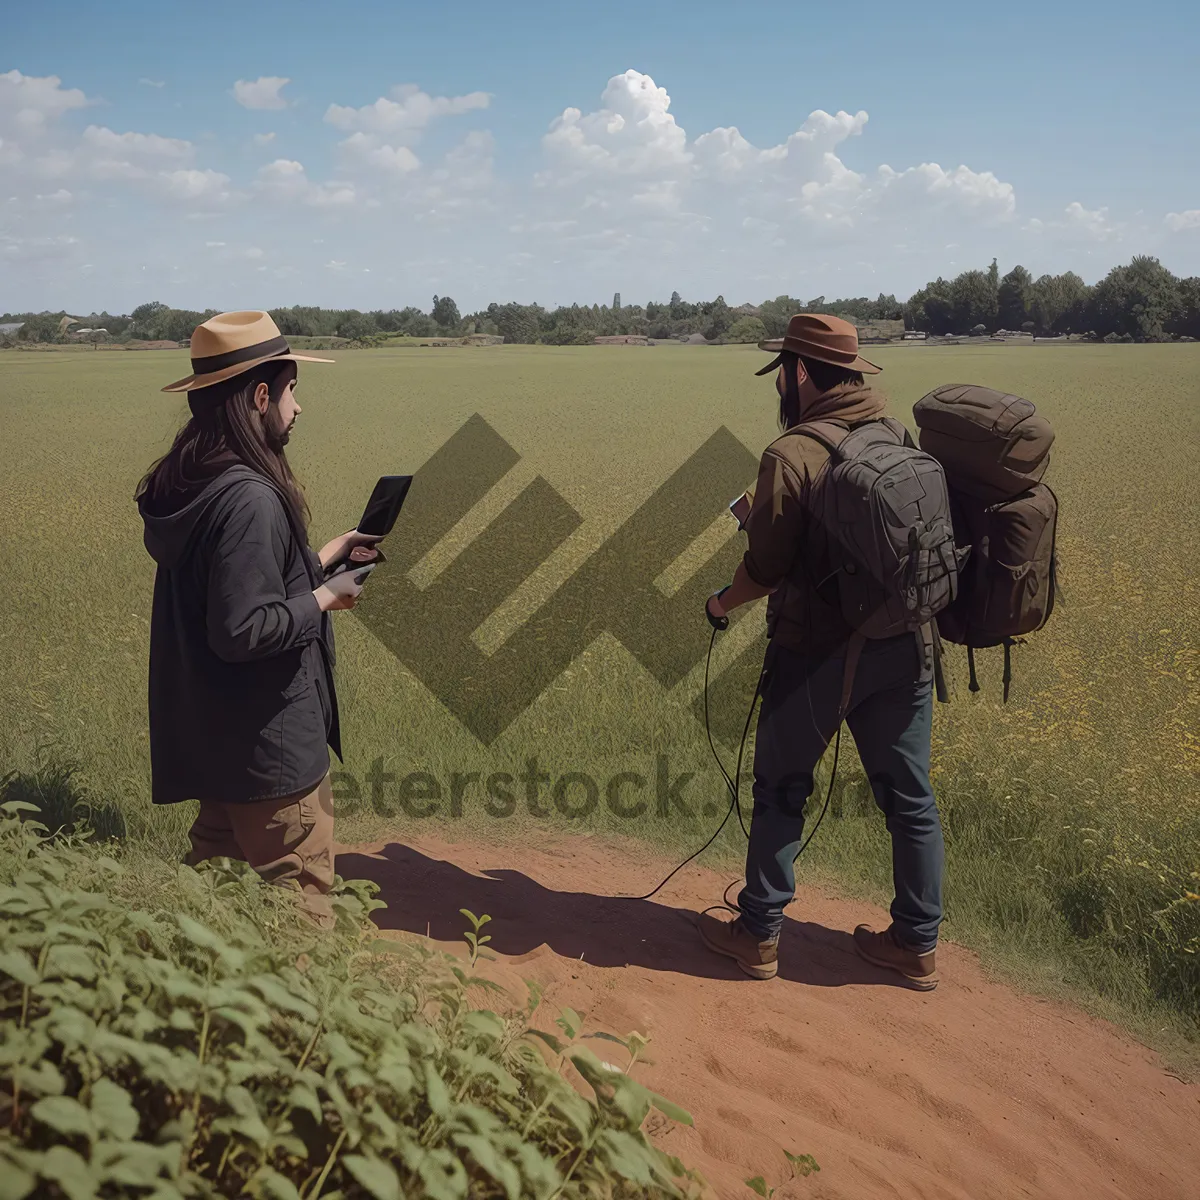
[968,486,1058,643]
[936,484,1057,646]
[978,555,1039,639]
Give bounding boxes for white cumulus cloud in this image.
[873,162,1015,217]
[4,62,1194,315]
[1063,201,1117,240]
[255,158,307,195]
[255,158,358,208]
[1165,210,1200,233]
[324,83,490,141]
[0,69,89,138]
[1027,201,1120,242]
[525,67,1019,289]
[339,132,420,174]
[232,77,291,111]
[539,70,691,185]
[159,168,232,205]
[83,124,191,160]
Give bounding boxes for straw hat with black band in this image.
[162,310,335,393]
[754,312,881,376]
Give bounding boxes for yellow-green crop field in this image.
[1,342,1197,1032]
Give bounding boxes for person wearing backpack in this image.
[698,314,958,989]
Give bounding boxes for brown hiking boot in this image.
[853,924,938,990]
[697,911,778,979]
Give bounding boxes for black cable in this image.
[716,724,840,915]
[631,623,843,907]
[628,626,763,901]
[795,725,840,860]
[703,625,759,842]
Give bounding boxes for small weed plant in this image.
[744,1149,820,1196]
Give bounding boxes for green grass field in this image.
[2,342,1197,1053]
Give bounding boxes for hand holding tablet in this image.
[323,475,412,580]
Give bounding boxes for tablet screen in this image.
[357,475,413,537]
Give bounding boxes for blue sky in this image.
[4,0,1198,314]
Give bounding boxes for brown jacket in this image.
[742,383,889,653]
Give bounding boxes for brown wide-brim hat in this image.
[755,312,881,376]
[162,309,335,393]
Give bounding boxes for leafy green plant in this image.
[514,1005,696,1196]
[458,909,492,969]
[784,1151,820,1177]
[745,1149,820,1195]
[0,802,706,1198]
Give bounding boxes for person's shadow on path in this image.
[338,843,907,989]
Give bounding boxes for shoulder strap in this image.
[790,418,852,459]
[878,416,914,447]
[794,416,910,459]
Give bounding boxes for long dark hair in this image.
[135,359,310,535]
[777,351,865,430]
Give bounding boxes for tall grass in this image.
[1,341,1196,1051]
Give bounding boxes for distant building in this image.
[857,319,906,343]
[612,292,621,310]
[0,322,24,336]
[594,334,648,346]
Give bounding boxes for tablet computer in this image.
[357,475,413,538]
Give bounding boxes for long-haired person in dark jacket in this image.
[135,311,380,927]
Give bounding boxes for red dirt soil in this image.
[338,832,1200,1200]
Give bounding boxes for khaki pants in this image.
[186,774,336,928]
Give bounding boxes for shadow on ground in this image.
[338,841,906,989]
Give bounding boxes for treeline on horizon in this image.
[5,254,1199,347]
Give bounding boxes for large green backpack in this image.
[913,384,1060,701]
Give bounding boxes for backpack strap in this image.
[930,622,949,703]
[879,415,916,448]
[796,416,911,458]
[915,622,949,704]
[790,418,852,460]
[837,630,866,722]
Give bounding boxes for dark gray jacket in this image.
[139,464,341,805]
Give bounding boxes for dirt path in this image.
[338,833,1200,1200]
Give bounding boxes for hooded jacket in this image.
[139,463,341,805]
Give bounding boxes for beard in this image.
[263,403,294,453]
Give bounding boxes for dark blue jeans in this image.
[737,632,944,953]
